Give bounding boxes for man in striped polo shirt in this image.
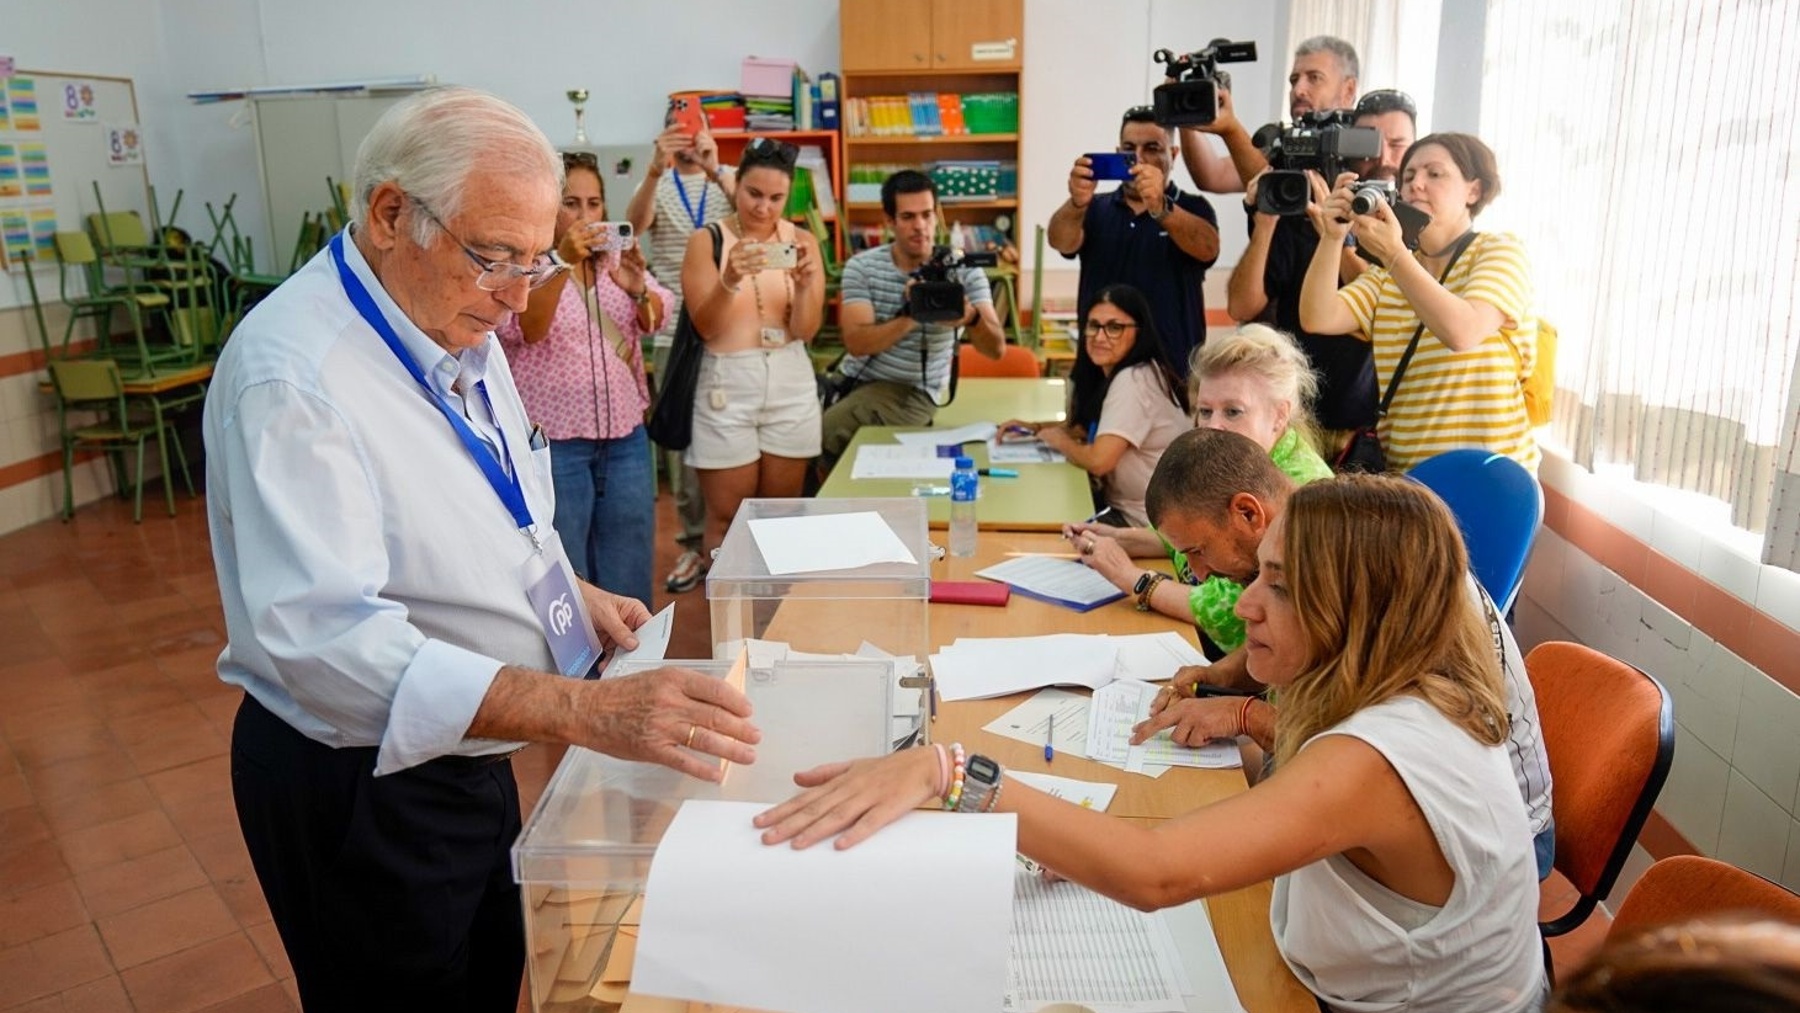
[818,170,1005,474]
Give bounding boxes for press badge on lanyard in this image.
[330,234,604,678]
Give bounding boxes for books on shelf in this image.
[844,92,1018,139]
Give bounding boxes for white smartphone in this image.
[586,221,636,252]
[746,241,798,270]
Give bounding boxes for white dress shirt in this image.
[204,231,560,775]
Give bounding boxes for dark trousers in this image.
[231,695,525,1012]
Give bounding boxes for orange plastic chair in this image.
[1531,641,1675,953]
[1608,855,1800,941]
[958,343,1040,378]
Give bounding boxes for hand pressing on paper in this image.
[1077,535,1137,592]
[1131,696,1243,748]
[755,746,940,850]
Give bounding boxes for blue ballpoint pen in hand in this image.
[1045,714,1055,763]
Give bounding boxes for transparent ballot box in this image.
[513,658,889,1012]
[706,498,933,744]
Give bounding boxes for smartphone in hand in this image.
[745,241,798,270]
[1086,152,1137,181]
[668,95,706,137]
[586,221,636,252]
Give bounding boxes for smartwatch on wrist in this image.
[955,753,1003,813]
[1148,198,1173,223]
[1133,571,1168,611]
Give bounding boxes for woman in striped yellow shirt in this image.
[1298,132,1539,473]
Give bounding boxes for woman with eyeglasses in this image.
[1000,284,1188,527]
[1299,132,1541,473]
[1068,324,1333,646]
[757,475,1547,1013]
[680,138,826,556]
[496,150,673,606]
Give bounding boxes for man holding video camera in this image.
[1049,107,1221,377]
[818,170,1004,474]
[1224,42,1420,454]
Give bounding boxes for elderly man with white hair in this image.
[204,87,762,1010]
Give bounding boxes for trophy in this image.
[566,89,591,149]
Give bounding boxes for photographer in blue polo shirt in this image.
[1048,106,1221,377]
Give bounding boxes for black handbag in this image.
[1332,231,1478,475]
[646,224,722,451]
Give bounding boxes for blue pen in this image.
[1045,714,1055,763]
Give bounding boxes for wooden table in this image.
[817,426,1092,531]
[583,530,1313,1013]
[931,376,1069,429]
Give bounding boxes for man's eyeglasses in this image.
[410,196,565,292]
[1355,89,1417,120]
[1083,319,1138,339]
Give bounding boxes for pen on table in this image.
[978,467,1018,478]
[1044,714,1055,763]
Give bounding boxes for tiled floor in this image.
[0,482,1606,1011]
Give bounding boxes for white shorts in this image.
[685,342,823,469]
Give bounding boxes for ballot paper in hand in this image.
[748,511,918,575]
[634,801,1015,1013]
[603,602,674,674]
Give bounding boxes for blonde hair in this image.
[1190,324,1321,450]
[1272,475,1508,766]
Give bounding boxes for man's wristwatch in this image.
[1133,571,1168,611]
[1148,198,1174,223]
[955,753,1004,813]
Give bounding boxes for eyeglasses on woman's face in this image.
[1083,319,1138,340]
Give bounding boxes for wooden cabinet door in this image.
[928,0,1023,70]
[841,0,932,72]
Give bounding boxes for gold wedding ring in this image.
[685,724,697,748]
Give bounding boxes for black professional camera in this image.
[1152,39,1257,127]
[1252,110,1381,215]
[906,246,998,324]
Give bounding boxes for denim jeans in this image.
[549,426,654,607]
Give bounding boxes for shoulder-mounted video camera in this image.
[906,246,998,324]
[1151,39,1258,128]
[1250,110,1382,216]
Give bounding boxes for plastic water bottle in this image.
[949,456,978,557]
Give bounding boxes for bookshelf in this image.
[839,0,1022,255]
[712,128,846,260]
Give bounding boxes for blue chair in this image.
[1405,449,1543,612]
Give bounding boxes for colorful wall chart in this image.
[7,76,38,131]
[0,84,10,132]
[0,142,19,197]
[106,124,142,166]
[20,142,49,196]
[28,206,56,259]
[62,80,98,122]
[0,209,28,270]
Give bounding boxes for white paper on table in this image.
[1112,631,1209,684]
[1003,870,1189,1013]
[974,555,1126,611]
[635,801,1015,1013]
[1007,770,1118,812]
[604,602,673,674]
[748,511,918,575]
[982,689,1093,760]
[893,421,998,448]
[988,437,1067,464]
[850,445,958,480]
[932,634,1120,702]
[1087,679,1243,772]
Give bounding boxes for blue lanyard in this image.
[671,170,708,230]
[329,233,539,545]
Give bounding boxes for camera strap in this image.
[1376,230,1478,418]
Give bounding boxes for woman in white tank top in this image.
[758,474,1547,1012]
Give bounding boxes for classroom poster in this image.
[106,124,143,165]
[20,142,49,196]
[0,143,19,197]
[0,57,14,79]
[0,85,10,131]
[28,206,56,260]
[7,77,38,130]
[61,80,98,122]
[0,210,27,270]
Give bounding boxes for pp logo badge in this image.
[546,592,575,637]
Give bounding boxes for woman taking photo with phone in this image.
[1298,132,1540,473]
[680,138,826,557]
[498,150,672,606]
[1000,284,1188,527]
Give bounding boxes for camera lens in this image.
[1350,186,1386,216]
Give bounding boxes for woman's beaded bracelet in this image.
[942,742,967,810]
